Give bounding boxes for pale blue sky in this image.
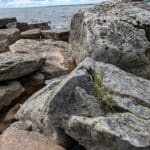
[0,0,104,8]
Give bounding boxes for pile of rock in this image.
[0,0,150,150]
[0,14,75,145]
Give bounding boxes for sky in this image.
[0,0,103,8]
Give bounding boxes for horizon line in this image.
[0,3,96,9]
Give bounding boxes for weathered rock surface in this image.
[69,0,150,79]
[21,28,41,39]
[28,22,51,30]
[0,81,24,110]
[17,57,150,149]
[45,57,149,150]
[41,29,69,42]
[0,52,44,81]
[0,28,21,52]
[0,17,17,28]
[10,39,75,79]
[0,127,65,150]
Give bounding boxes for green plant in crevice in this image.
[92,67,113,109]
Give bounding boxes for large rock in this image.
[16,77,75,148]
[0,81,24,110]
[0,127,65,150]
[0,28,21,52]
[69,0,150,79]
[0,52,44,81]
[0,17,17,28]
[17,57,150,149]
[10,39,75,79]
[47,58,150,149]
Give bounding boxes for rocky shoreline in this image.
[0,0,150,150]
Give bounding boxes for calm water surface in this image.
[0,5,93,29]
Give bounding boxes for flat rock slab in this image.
[41,29,69,42]
[0,17,17,28]
[0,52,45,81]
[0,127,65,150]
[10,39,75,79]
[69,0,150,79]
[0,28,21,52]
[21,28,41,39]
[0,81,24,110]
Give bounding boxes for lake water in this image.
[0,5,93,29]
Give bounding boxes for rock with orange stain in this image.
[9,39,75,79]
[0,127,65,150]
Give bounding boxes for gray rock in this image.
[0,28,21,52]
[21,28,41,39]
[10,39,75,79]
[28,22,51,30]
[0,17,17,28]
[16,57,150,149]
[16,77,74,149]
[41,29,69,42]
[67,113,150,150]
[0,81,25,110]
[45,57,149,149]
[69,0,150,79]
[0,52,45,81]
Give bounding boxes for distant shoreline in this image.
[0,3,95,9]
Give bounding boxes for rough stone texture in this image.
[0,127,65,150]
[0,28,21,52]
[69,0,150,79]
[41,29,69,42]
[16,77,74,148]
[21,28,41,39]
[0,81,24,110]
[28,22,51,30]
[0,17,17,28]
[42,57,150,150]
[67,113,150,150]
[0,52,45,81]
[10,39,75,79]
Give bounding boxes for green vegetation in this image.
[92,68,113,109]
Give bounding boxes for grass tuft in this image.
[92,67,113,109]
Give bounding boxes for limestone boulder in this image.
[46,57,150,150]
[0,52,45,81]
[10,39,75,79]
[69,0,150,79]
[0,28,21,52]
